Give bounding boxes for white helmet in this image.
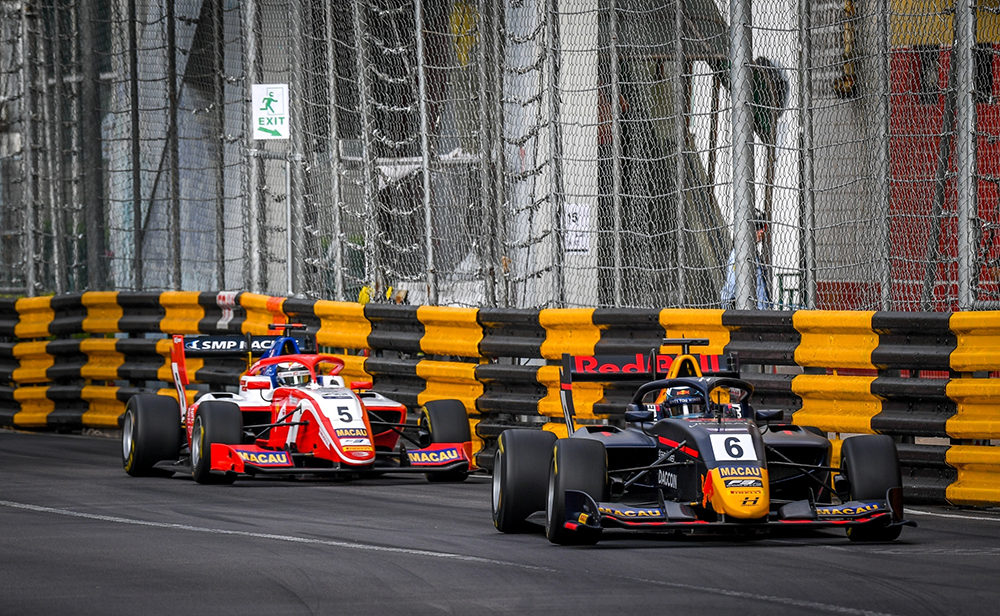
[276,368,311,387]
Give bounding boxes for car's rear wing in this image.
[558,338,739,434]
[168,324,310,420]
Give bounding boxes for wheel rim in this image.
[121,410,134,460]
[491,451,502,514]
[191,417,203,469]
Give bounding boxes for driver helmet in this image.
[662,387,705,418]
[276,366,311,387]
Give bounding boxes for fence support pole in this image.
[168,0,181,290]
[548,0,565,306]
[128,0,142,290]
[673,0,686,306]
[20,1,36,296]
[876,0,891,310]
[289,0,305,296]
[610,0,623,307]
[493,0,508,307]
[242,0,262,294]
[324,0,344,302]
[798,0,815,309]
[44,0,67,295]
[477,0,494,307]
[416,0,437,305]
[213,0,226,290]
[730,0,755,309]
[956,0,975,310]
[353,0,378,299]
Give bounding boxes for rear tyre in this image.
[841,434,903,542]
[191,401,243,485]
[546,438,607,545]
[122,394,182,477]
[420,399,472,483]
[492,429,557,533]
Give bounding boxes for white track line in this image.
[0,499,551,571]
[905,507,1000,523]
[1,499,901,615]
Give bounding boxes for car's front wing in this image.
[560,489,915,534]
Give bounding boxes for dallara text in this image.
[492,338,914,545]
[122,324,475,484]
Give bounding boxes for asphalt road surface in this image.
[2,429,998,615]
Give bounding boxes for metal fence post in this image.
[416,0,437,305]
[167,0,181,290]
[289,0,305,296]
[877,0,891,310]
[213,0,226,291]
[610,0,622,307]
[730,0,755,309]
[42,0,66,295]
[242,0,262,294]
[128,0,143,290]
[548,0,565,306]
[956,0,975,310]
[673,0,686,307]
[476,0,494,307]
[799,0,815,309]
[353,0,378,299]
[324,0,344,302]
[20,0,37,296]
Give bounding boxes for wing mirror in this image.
[624,403,654,423]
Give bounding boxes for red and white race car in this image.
[122,330,475,484]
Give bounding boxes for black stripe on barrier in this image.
[44,385,88,427]
[722,310,799,365]
[475,363,547,416]
[743,373,801,416]
[364,356,423,409]
[898,443,954,504]
[0,342,15,382]
[0,298,18,338]
[118,293,166,333]
[117,339,167,384]
[870,377,955,437]
[197,292,247,334]
[478,309,544,359]
[49,294,87,337]
[281,296,322,352]
[46,339,87,382]
[593,309,664,355]
[365,304,423,354]
[0,384,18,425]
[871,312,955,370]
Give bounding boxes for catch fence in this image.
[1,0,1000,312]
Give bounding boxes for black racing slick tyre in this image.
[492,429,557,533]
[841,434,903,542]
[191,401,243,485]
[546,438,607,546]
[122,394,182,477]
[420,399,472,483]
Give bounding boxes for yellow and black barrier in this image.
[2,293,1000,505]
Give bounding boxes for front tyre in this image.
[122,394,182,477]
[841,434,903,542]
[546,438,607,546]
[191,401,243,485]
[492,429,557,533]
[420,399,472,483]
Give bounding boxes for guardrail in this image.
[1,292,998,506]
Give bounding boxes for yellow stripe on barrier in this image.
[536,365,603,420]
[241,293,285,335]
[659,309,730,354]
[793,311,877,369]
[314,301,371,349]
[81,292,123,333]
[11,341,54,384]
[159,292,204,334]
[539,308,599,359]
[14,296,53,340]
[81,385,124,427]
[416,360,483,415]
[80,339,125,381]
[945,445,1000,506]
[418,306,482,357]
[945,379,1000,440]
[950,311,1000,373]
[791,374,879,434]
[12,386,54,427]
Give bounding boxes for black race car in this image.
[492,339,914,545]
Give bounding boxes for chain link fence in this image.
[1,0,999,310]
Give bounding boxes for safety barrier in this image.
[1,292,999,505]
